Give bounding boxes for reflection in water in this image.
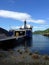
[14,37,33,52]
[0,37,33,50]
[24,38,33,47]
[16,38,33,47]
[1,34,49,55]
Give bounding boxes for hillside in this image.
[33,28,49,34]
[0,27,9,37]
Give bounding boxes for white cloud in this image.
[34,25,49,29]
[10,24,31,29]
[10,26,20,29]
[0,10,45,24]
[33,24,49,31]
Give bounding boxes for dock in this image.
[0,35,26,50]
[0,35,26,42]
[0,20,32,49]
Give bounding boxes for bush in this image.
[34,51,39,54]
[19,51,23,54]
[42,55,49,60]
[32,54,39,59]
[29,52,32,55]
[17,49,20,52]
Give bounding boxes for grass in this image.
[19,51,23,54]
[42,55,49,60]
[0,49,49,65]
[0,52,7,58]
[1,62,49,65]
[32,54,40,59]
[29,52,32,55]
[17,49,20,52]
[34,51,39,54]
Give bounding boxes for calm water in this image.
[31,34,49,55]
[14,34,49,55]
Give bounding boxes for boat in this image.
[9,20,32,38]
[0,20,32,50]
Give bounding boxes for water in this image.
[1,34,49,55]
[31,34,49,55]
[14,34,49,55]
[0,34,49,64]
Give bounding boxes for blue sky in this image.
[0,0,49,31]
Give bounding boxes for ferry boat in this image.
[9,20,32,38]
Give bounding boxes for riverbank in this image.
[0,48,49,65]
[43,33,49,36]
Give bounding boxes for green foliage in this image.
[17,49,20,52]
[29,52,32,55]
[33,28,49,34]
[19,51,23,54]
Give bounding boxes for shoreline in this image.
[0,48,49,65]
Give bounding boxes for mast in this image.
[24,20,26,29]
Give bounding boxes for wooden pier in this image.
[0,35,26,42]
[0,35,26,50]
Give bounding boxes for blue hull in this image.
[26,30,32,38]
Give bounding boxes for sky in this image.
[0,0,49,31]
